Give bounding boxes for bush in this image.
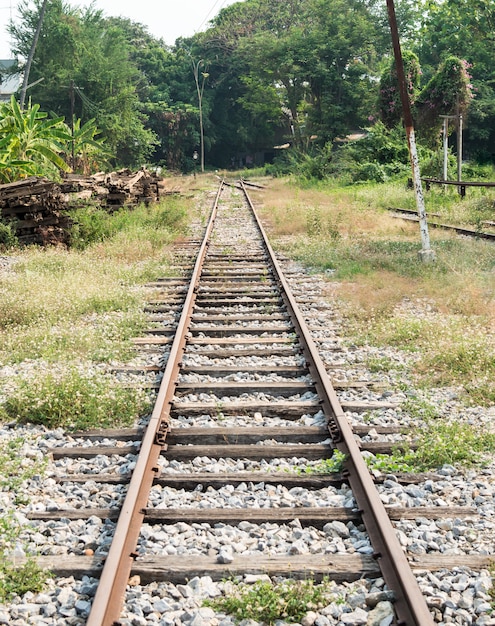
[0,221,17,248]
[0,367,150,430]
[69,198,187,249]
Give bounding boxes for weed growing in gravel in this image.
[0,559,50,602]
[204,578,333,624]
[0,367,150,430]
[301,449,347,474]
[0,436,47,504]
[366,355,407,373]
[0,438,51,600]
[365,421,495,473]
[0,513,51,602]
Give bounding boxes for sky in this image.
[0,0,242,58]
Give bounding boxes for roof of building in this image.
[0,59,22,100]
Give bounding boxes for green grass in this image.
[0,311,145,365]
[205,578,335,625]
[0,438,51,600]
[0,367,150,430]
[364,419,495,474]
[69,197,188,249]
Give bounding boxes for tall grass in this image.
[0,194,191,425]
[0,195,190,366]
[259,177,495,405]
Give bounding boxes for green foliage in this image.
[302,450,347,475]
[417,1,495,160]
[0,220,18,248]
[0,559,51,602]
[69,197,187,249]
[417,56,474,145]
[205,578,332,625]
[0,367,150,430]
[0,436,47,504]
[379,50,421,128]
[0,438,51,600]
[0,96,71,181]
[69,117,111,174]
[366,420,495,473]
[9,1,158,169]
[5,0,494,171]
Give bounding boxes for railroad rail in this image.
[22,179,488,624]
[422,177,495,198]
[387,206,495,241]
[60,179,434,625]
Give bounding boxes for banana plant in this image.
[0,96,71,181]
[68,118,111,174]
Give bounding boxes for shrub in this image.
[205,578,333,625]
[0,367,150,430]
[0,220,17,247]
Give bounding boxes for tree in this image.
[8,0,158,168]
[69,118,111,174]
[416,56,474,146]
[378,51,421,128]
[417,0,495,160]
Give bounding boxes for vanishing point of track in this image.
[79,179,434,625]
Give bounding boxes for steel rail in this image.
[86,182,224,626]
[240,180,435,626]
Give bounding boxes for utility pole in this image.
[69,79,75,168]
[19,0,49,109]
[386,0,435,262]
[192,58,207,173]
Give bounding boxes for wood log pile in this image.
[0,169,167,246]
[0,177,71,246]
[60,168,163,209]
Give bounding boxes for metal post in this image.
[442,117,448,185]
[386,0,435,262]
[457,114,463,183]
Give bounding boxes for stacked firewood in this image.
[0,169,170,246]
[0,177,71,246]
[60,168,162,208]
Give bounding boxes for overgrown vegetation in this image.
[0,438,51,600]
[258,176,495,406]
[363,419,495,474]
[307,399,495,474]
[4,0,494,171]
[0,367,150,430]
[204,578,334,625]
[0,196,189,367]
[69,197,187,250]
[0,189,194,602]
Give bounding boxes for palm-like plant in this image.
[0,95,71,182]
[69,118,111,174]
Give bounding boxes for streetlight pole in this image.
[386,0,435,262]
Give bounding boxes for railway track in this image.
[387,206,495,241]
[11,180,494,625]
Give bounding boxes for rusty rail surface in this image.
[86,183,222,626]
[242,180,434,626]
[87,179,435,626]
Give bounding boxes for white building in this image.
[0,60,22,102]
